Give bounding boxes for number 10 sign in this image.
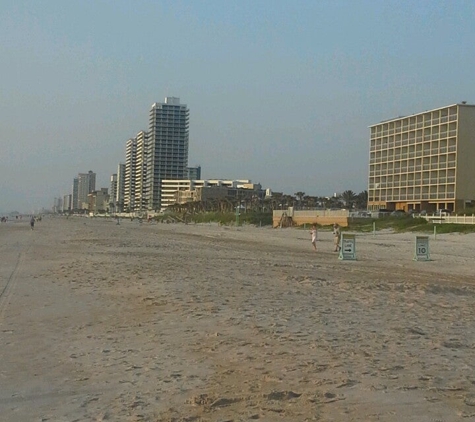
[414,236,430,261]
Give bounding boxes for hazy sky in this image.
[1,0,475,213]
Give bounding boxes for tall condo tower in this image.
[145,97,189,210]
[134,130,149,211]
[72,177,79,210]
[77,171,96,210]
[116,163,126,212]
[124,138,137,212]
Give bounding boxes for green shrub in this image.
[181,211,273,226]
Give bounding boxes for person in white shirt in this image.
[310,224,318,251]
[333,223,341,252]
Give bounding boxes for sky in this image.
[1,0,475,213]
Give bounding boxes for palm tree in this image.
[341,190,356,209]
[303,195,318,209]
[294,192,305,209]
[318,196,330,209]
[355,190,368,210]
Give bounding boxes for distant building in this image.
[109,173,117,212]
[134,130,149,211]
[72,177,79,210]
[124,138,137,212]
[77,171,96,210]
[161,179,264,209]
[368,103,475,212]
[117,97,190,212]
[187,165,201,180]
[144,97,189,210]
[63,194,72,213]
[116,163,126,212]
[88,188,109,213]
[52,197,62,213]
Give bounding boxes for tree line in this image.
[166,190,368,214]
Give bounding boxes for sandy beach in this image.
[1,217,475,421]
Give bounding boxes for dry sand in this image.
[1,217,475,422]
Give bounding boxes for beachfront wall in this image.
[422,215,475,225]
[273,209,349,228]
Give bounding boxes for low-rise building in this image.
[88,188,110,213]
[161,179,264,209]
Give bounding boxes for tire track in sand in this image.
[0,250,26,324]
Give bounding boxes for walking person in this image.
[333,223,341,252]
[30,216,35,230]
[310,224,318,251]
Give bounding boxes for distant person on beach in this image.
[310,224,318,251]
[333,223,341,252]
[30,216,35,230]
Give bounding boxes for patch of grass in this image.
[427,223,475,234]
[240,212,273,226]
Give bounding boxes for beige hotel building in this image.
[368,103,475,212]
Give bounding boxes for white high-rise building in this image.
[124,139,137,212]
[144,97,189,210]
[116,163,126,212]
[134,130,149,211]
